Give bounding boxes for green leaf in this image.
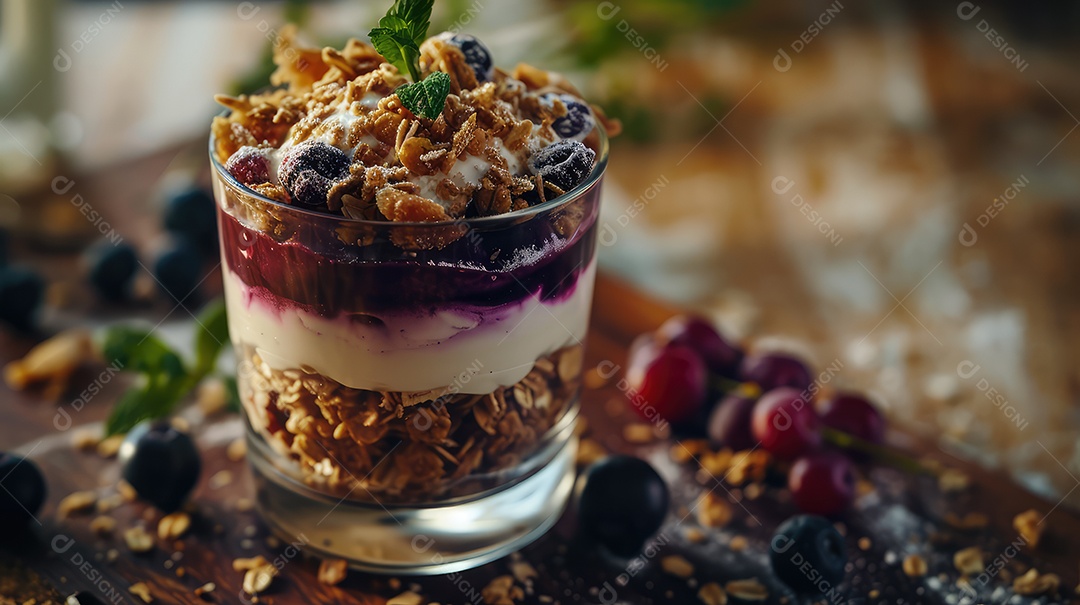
[397,71,451,120]
[104,373,190,436]
[369,27,422,82]
[193,300,230,377]
[223,375,242,414]
[102,326,186,379]
[383,0,434,46]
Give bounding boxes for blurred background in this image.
[1,0,1078,507]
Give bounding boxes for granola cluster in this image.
[212,26,618,221]
[240,344,583,503]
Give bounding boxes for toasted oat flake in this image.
[685,527,707,544]
[576,438,606,467]
[939,468,971,492]
[233,555,269,572]
[209,469,233,489]
[96,434,125,459]
[953,547,983,576]
[117,480,138,501]
[90,515,117,536]
[73,430,100,451]
[1012,568,1060,595]
[697,492,733,528]
[3,329,92,390]
[386,592,423,605]
[197,378,230,415]
[584,366,610,389]
[623,423,656,444]
[194,583,215,596]
[697,582,727,605]
[243,565,277,594]
[511,561,538,583]
[124,526,154,553]
[318,558,349,586]
[1013,509,1043,548]
[158,512,191,540]
[902,554,928,577]
[858,537,872,551]
[58,491,97,518]
[129,582,153,603]
[729,536,748,552]
[724,579,767,601]
[661,555,694,578]
[227,438,248,462]
[482,575,524,604]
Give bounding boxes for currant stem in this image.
[821,427,937,477]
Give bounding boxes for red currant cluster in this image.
[624,315,887,516]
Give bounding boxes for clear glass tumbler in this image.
[210,132,607,574]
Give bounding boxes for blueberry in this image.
[153,239,203,302]
[541,93,595,142]
[119,421,201,512]
[85,240,137,301]
[163,187,217,248]
[0,453,46,534]
[770,515,847,594]
[279,141,350,208]
[0,266,44,330]
[224,146,272,186]
[445,33,494,82]
[528,140,596,194]
[575,455,669,557]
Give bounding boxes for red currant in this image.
[625,338,707,425]
[819,392,886,445]
[657,315,743,378]
[751,387,821,460]
[789,451,856,516]
[740,352,812,392]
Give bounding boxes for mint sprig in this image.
[103,300,232,435]
[368,0,450,120]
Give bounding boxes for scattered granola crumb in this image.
[3,329,92,391]
[944,511,989,530]
[233,556,269,572]
[511,561,538,583]
[197,378,230,416]
[96,434,125,459]
[661,555,695,578]
[209,470,233,489]
[953,546,983,576]
[576,438,606,467]
[1012,568,1060,595]
[584,365,610,389]
[89,515,117,537]
[903,554,928,577]
[58,491,97,518]
[387,592,423,605]
[124,526,154,553]
[105,548,119,563]
[72,430,100,451]
[868,588,880,598]
[227,438,248,462]
[858,537,872,551]
[96,493,123,514]
[623,423,656,444]
[685,527,707,544]
[939,468,971,492]
[698,582,728,605]
[697,492,733,528]
[317,558,348,586]
[117,480,138,501]
[194,582,215,597]
[1013,509,1043,548]
[243,565,277,595]
[724,579,767,601]
[482,575,524,604]
[158,512,191,540]
[236,498,254,512]
[129,582,153,603]
[729,536,748,552]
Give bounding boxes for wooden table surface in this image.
[2,144,1080,604]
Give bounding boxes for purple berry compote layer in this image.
[211,27,613,503]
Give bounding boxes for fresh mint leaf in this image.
[397,71,451,119]
[193,300,230,377]
[369,27,422,82]
[369,0,435,82]
[383,0,434,47]
[105,372,190,436]
[102,326,186,379]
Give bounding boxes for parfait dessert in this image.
[210,3,616,572]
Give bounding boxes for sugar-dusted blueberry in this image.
[153,239,203,302]
[119,420,201,512]
[279,141,350,208]
[445,33,494,82]
[163,187,217,250]
[0,266,44,330]
[575,455,669,557]
[528,140,596,194]
[0,453,46,534]
[541,93,595,142]
[85,240,137,301]
[770,515,847,594]
[225,146,272,186]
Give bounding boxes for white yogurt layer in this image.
[223,261,596,394]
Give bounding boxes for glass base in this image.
[248,429,578,575]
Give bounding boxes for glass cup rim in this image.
[208,124,609,228]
